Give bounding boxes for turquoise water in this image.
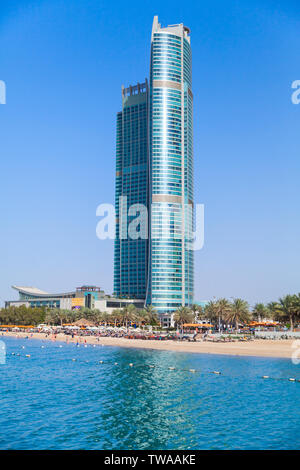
[0,337,300,450]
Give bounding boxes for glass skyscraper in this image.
[114,81,149,299]
[114,17,194,318]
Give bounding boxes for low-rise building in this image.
[5,285,144,313]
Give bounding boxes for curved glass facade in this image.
[146,19,194,314]
[114,17,194,317]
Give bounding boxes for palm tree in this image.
[79,307,95,320]
[93,310,104,325]
[226,298,250,330]
[217,298,233,331]
[173,306,193,327]
[295,294,300,326]
[121,304,137,328]
[45,309,53,325]
[274,295,299,331]
[190,304,198,321]
[190,304,204,323]
[111,309,122,327]
[252,303,268,322]
[101,312,111,326]
[204,300,218,323]
[142,305,159,325]
[266,302,280,321]
[61,309,76,325]
[45,308,61,326]
[205,298,232,332]
[133,309,146,327]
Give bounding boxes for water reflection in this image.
[0,338,300,450]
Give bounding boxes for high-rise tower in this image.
[114,81,149,299]
[146,17,194,316]
[114,17,194,318]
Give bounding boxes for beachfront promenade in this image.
[1,331,296,359]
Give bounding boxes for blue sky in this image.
[0,0,299,307]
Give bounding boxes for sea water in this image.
[0,336,299,450]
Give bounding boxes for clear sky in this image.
[0,0,299,307]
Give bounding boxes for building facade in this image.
[113,81,149,300]
[147,17,194,316]
[114,17,194,320]
[5,286,144,313]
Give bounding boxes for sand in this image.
[1,331,296,359]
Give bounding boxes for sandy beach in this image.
[1,331,295,358]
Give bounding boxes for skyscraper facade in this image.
[114,82,149,299]
[114,17,194,318]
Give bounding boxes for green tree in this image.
[225,298,250,330]
[120,304,137,328]
[91,310,104,325]
[0,305,46,326]
[142,305,159,326]
[273,295,299,331]
[266,302,280,321]
[205,298,232,332]
[111,309,122,327]
[252,303,268,322]
[173,306,193,327]
[204,300,218,324]
[133,309,147,327]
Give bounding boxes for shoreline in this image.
[1,331,295,359]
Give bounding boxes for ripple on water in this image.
[0,337,300,449]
